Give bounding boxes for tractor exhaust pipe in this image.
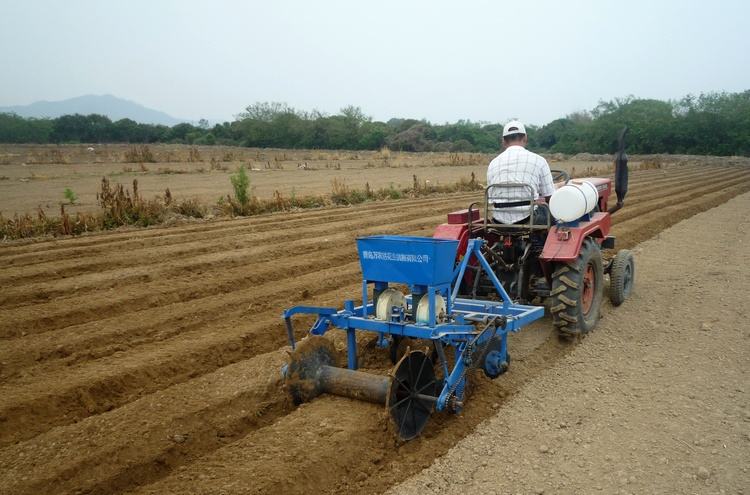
[608,126,629,215]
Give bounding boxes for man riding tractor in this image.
[487,120,555,227]
[434,121,635,337]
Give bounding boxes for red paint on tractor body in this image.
[539,213,611,262]
[434,177,614,264]
[434,223,470,258]
[447,208,480,225]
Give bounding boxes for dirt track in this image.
[1,162,749,494]
[391,191,750,495]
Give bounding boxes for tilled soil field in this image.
[1,162,749,495]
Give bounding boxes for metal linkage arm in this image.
[450,238,513,306]
[282,306,338,349]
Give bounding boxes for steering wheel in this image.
[550,169,570,183]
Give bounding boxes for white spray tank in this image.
[549,180,599,222]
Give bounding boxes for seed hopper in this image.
[282,235,543,440]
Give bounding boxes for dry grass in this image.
[210,158,229,171]
[216,171,481,217]
[26,149,68,164]
[639,158,663,170]
[0,177,206,240]
[155,167,190,175]
[187,147,202,163]
[123,145,156,163]
[438,152,489,167]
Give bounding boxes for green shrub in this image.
[386,184,402,199]
[63,187,78,204]
[230,165,250,207]
[348,189,368,204]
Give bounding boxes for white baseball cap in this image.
[502,120,526,137]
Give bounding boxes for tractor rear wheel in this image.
[609,249,635,306]
[550,238,604,336]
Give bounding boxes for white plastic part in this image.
[549,180,599,222]
[415,294,446,324]
[375,288,406,320]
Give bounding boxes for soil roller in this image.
[282,235,544,440]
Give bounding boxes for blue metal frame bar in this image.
[281,236,545,414]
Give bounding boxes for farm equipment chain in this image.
[444,315,508,410]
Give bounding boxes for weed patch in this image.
[123,145,156,163]
[1,172,482,241]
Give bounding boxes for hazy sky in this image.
[1,0,748,125]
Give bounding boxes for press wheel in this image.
[386,350,439,441]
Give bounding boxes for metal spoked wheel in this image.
[387,350,439,441]
[389,336,436,365]
[581,263,596,316]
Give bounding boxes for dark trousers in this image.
[492,206,551,226]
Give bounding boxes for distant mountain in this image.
[0,94,186,126]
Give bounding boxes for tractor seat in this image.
[484,182,552,233]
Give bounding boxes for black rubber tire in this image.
[609,249,635,306]
[550,238,604,335]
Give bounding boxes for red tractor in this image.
[434,130,634,336]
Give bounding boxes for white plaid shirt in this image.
[486,145,555,224]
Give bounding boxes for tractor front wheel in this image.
[550,238,604,336]
[609,249,635,306]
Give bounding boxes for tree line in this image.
[1,90,748,156]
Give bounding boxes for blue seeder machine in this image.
[282,235,543,440]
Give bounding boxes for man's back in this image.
[486,145,555,224]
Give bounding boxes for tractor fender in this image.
[434,223,470,258]
[540,213,611,263]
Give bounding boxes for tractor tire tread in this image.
[550,285,567,296]
[550,303,567,313]
[559,313,578,324]
[549,238,604,336]
[559,275,579,290]
[609,249,635,306]
[552,266,570,278]
[558,294,577,307]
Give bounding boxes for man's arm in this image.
[487,156,498,188]
[538,157,555,203]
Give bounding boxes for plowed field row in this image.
[1,163,748,495]
[0,163,715,268]
[0,164,724,307]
